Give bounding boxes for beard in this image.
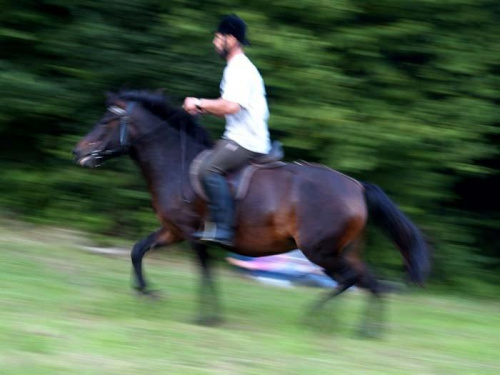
[216,39,230,59]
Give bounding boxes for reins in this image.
[179,120,191,203]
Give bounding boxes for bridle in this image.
[88,102,136,165]
[89,101,192,202]
[110,103,134,147]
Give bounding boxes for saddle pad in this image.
[190,150,285,201]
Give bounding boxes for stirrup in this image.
[193,222,234,248]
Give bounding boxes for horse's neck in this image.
[130,126,207,208]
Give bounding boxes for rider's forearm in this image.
[198,98,240,117]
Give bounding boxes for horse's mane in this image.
[116,90,213,147]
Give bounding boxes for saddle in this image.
[190,141,286,201]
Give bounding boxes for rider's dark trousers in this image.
[199,139,261,178]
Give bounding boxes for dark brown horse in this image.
[73,90,430,334]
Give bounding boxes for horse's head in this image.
[74,89,213,168]
[73,93,137,168]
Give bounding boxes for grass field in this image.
[0,222,499,375]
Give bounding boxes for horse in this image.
[73,90,430,335]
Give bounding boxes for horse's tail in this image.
[362,182,430,285]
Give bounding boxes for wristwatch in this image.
[194,98,202,109]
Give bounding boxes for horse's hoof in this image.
[194,315,223,327]
[357,327,382,340]
[136,289,162,300]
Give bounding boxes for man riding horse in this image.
[73,15,430,334]
[183,15,271,248]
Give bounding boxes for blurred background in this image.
[0,0,499,295]
[1,2,500,374]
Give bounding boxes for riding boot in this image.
[193,173,235,247]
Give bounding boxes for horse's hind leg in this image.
[321,256,385,338]
[304,239,385,338]
[356,266,385,338]
[309,256,360,312]
[191,242,223,326]
[342,238,386,337]
[299,250,361,333]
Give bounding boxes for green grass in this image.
[0,222,499,374]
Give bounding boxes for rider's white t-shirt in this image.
[220,53,271,154]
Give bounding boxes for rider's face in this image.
[213,33,236,59]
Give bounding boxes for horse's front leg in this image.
[191,242,223,326]
[131,227,176,296]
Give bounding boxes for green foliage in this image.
[1,0,498,290]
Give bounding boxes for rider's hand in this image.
[183,97,202,116]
